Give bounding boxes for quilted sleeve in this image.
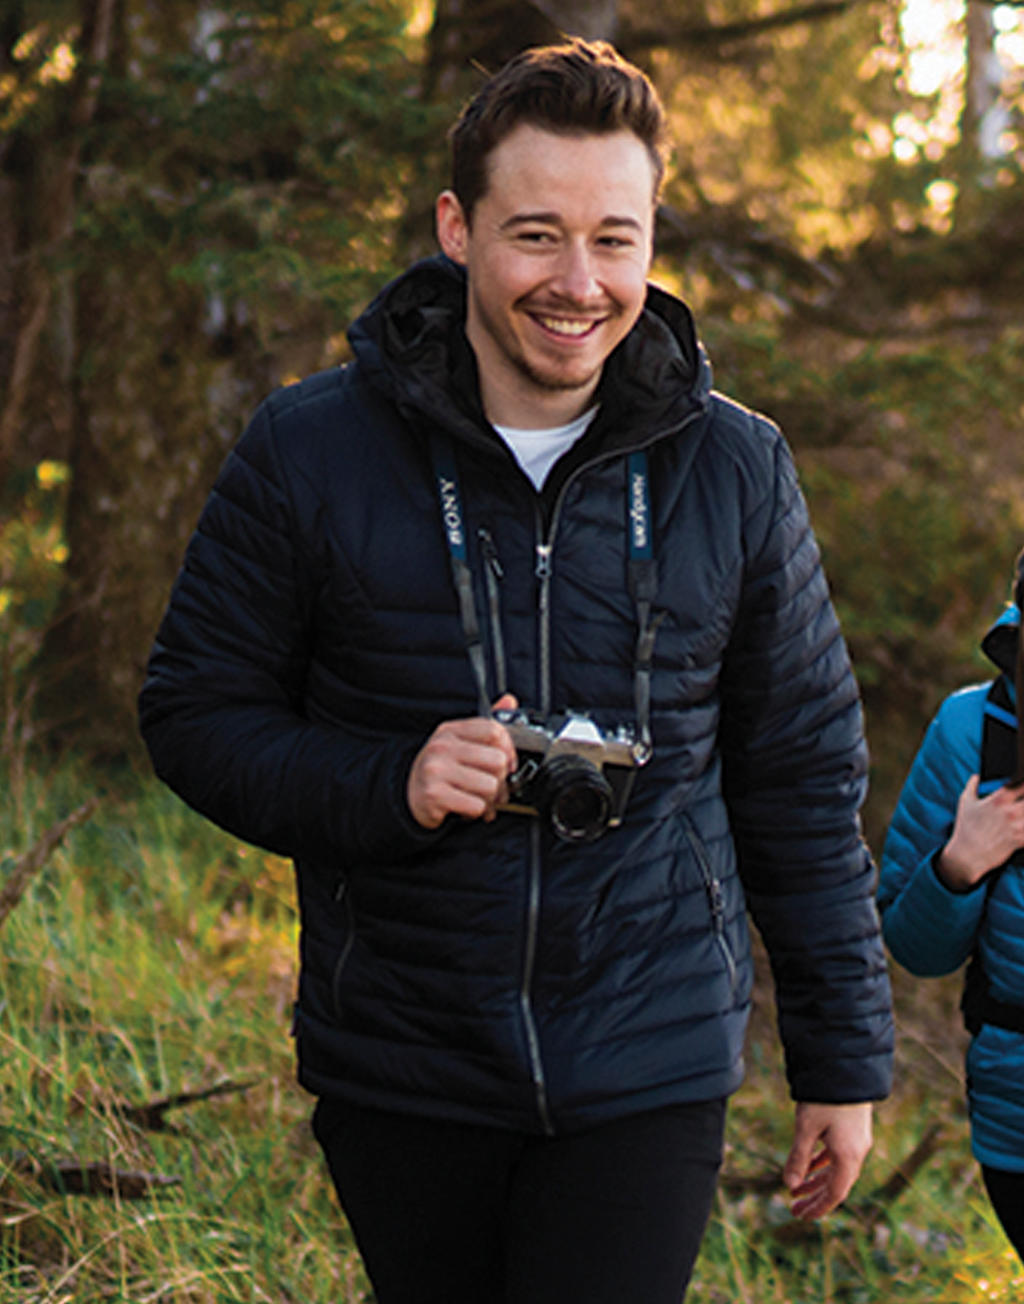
[877,688,989,976]
[138,392,443,869]
[719,425,893,1103]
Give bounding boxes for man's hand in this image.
[407,694,519,829]
[937,774,1024,892]
[783,1101,873,1220]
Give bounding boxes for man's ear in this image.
[436,190,469,263]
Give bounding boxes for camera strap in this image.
[430,433,492,717]
[626,451,661,762]
[429,433,661,753]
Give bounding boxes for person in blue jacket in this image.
[140,38,893,1304]
[879,550,1024,1261]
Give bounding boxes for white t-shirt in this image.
[494,407,599,491]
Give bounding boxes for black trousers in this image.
[312,1095,726,1304]
[981,1165,1024,1260]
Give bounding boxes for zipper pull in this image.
[535,543,552,580]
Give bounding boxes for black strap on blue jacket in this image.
[960,646,1024,1036]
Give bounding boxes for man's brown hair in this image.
[448,38,669,222]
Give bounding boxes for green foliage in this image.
[655,0,921,287]
[703,323,1024,657]
[0,0,442,754]
[0,462,67,639]
[701,316,1024,845]
[0,462,70,780]
[72,0,441,354]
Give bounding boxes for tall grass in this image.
[1,763,1021,1302]
[1,768,367,1302]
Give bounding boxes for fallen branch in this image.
[0,798,100,932]
[862,1120,947,1216]
[118,1078,259,1132]
[8,1153,179,1199]
[718,1168,782,1197]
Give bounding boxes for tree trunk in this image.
[28,0,423,759]
[36,261,265,757]
[951,1,1008,230]
[964,0,1007,165]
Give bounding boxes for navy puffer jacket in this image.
[139,256,893,1134]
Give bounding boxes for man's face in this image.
[436,125,656,429]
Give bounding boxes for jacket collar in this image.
[347,255,712,459]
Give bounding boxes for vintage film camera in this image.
[494,708,650,843]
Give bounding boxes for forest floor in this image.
[1,765,1021,1303]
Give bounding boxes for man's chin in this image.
[518,358,603,398]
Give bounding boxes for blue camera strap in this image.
[430,433,492,717]
[627,451,661,762]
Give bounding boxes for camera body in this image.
[495,708,649,843]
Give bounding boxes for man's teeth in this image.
[537,316,595,336]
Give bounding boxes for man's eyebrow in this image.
[499,212,645,232]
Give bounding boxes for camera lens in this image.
[540,754,613,843]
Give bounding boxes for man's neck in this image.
[478,369,601,430]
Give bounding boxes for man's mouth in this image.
[533,314,602,338]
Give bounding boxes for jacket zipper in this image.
[534,534,553,713]
[521,819,553,1133]
[682,815,738,994]
[517,410,707,1135]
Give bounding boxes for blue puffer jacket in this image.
[140,256,892,1135]
[879,604,1024,1172]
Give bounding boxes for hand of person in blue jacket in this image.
[783,1100,873,1220]
[407,694,519,829]
[937,774,1024,892]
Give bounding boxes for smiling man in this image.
[140,39,893,1304]
[436,125,655,426]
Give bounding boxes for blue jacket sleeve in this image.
[877,686,990,976]
[138,394,444,868]
[719,430,893,1103]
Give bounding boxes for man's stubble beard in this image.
[512,350,602,397]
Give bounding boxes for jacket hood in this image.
[981,601,1021,677]
[347,254,713,454]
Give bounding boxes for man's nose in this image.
[551,241,598,301]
